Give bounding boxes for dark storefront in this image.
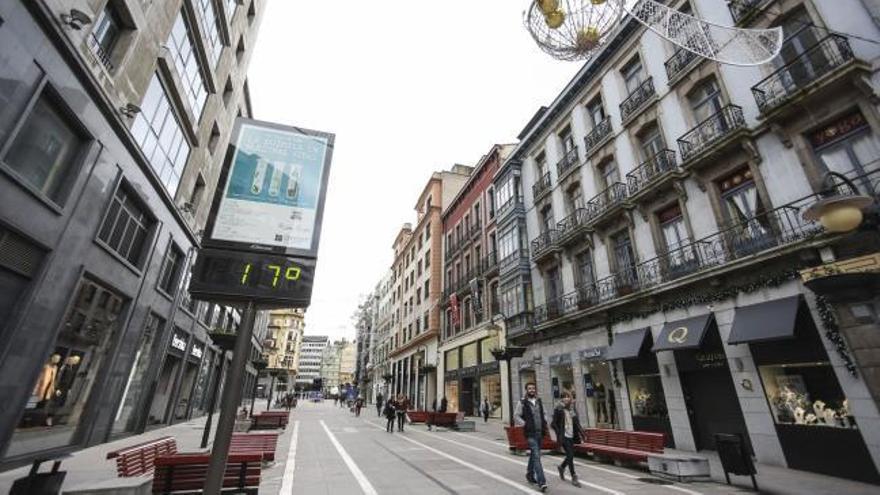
[579,346,618,428]
[443,338,502,416]
[729,296,880,484]
[654,314,749,452]
[149,329,188,426]
[607,327,674,447]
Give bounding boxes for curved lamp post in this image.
[803,172,875,233]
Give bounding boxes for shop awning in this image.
[605,328,650,360]
[728,295,800,345]
[653,314,713,352]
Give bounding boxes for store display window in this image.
[9,279,125,457]
[461,342,478,368]
[626,373,668,420]
[445,380,459,412]
[581,359,616,427]
[445,349,459,371]
[550,362,574,400]
[760,362,853,428]
[480,374,503,418]
[112,312,165,434]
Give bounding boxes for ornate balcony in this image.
[626,150,680,200]
[533,172,552,201]
[531,229,561,263]
[482,251,499,276]
[585,182,628,227]
[620,77,656,122]
[752,32,857,116]
[556,146,581,180]
[665,46,700,83]
[677,105,746,164]
[584,117,613,155]
[556,208,593,247]
[532,193,827,327]
[728,0,770,25]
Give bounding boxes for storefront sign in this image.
[190,343,203,360]
[170,332,187,353]
[445,370,459,380]
[667,326,689,345]
[549,353,571,366]
[694,351,727,369]
[579,346,607,362]
[478,361,499,374]
[518,361,534,371]
[459,366,478,378]
[800,253,880,282]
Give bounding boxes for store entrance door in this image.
[460,377,475,416]
[680,366,749,451]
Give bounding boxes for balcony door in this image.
[776,10,828,88]
[545,267,562,317]
[612,231,637,291]
[719,170,773,256]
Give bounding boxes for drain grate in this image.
[637,478,674,485]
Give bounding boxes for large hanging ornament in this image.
[525,0,783,66]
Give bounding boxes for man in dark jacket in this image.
[376,392,384,417]
[552,391,584,487]
[514,382,548,492]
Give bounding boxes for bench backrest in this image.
[152,453,261,494]
[585,428,610,446]
[111,437,178,477]
[230,433,279,450]
[607,430,629,449]
[627,431,665,453]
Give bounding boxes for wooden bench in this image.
[504,425,558,453]
[427,412,458,428]
[152,453,262,494]
[106,436,178,477]
[249,411,288,430]
[406,411,429,423]
[574,428,664,463]
[230,432,279,462]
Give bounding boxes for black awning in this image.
[653,314,713,352]
[728,295,800,345]
[605,327,650,360]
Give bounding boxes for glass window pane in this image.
[0,31,44,146]
[133,75,190,196]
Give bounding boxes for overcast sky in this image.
[248,1,582,341]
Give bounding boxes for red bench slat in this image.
[153,453,261,494]
[107,437,178,477]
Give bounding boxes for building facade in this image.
[296,335,328,390]
[354,294,375,400]
[263,308,304,397]
[369,271,395,403]
[388,167,471,410]
[438,144,514,418]
[0,0,265,467]
[506,0,880,484]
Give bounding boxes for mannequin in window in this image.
[53,355,82,408]
[594,382,608,423]
[34,354,61,406]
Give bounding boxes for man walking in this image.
[395,394,408,432]
[480,397,491,423]
[514,382,548,492]
[552,391,584,487]
[376,392,384,417]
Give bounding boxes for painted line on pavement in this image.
[320,420,379,495]
[447,430,703,495]
[364,420,539,494]
[278,420,300,494]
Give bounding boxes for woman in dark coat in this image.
[383,399,396,433]
[551,391,585,487]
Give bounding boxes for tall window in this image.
[658,204,689,253]
[810,112,880,193]
[622,57,646,94]
[776,9,826,86]
[536,151,547,178]
[575,250,595,287]
[565,183,584,214]
[98,185,153,267]
[612,230,637,283]
[718,167,771,241]
[89,4,122,70]
[601,161,620,188]
[488,188,495,218]
[499,227,518,261]
[688,78,724,124]
[639,124,666,160]
[587,97,605,128]
[545,267,562,303]
[168,12,208,117]
[540,206,555,233]
[158,242,185,295]
[131,75,190,195]
[559,125,575,153]
[3,91,86,204]
[197,0,224,67]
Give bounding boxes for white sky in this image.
[248,1,581,341]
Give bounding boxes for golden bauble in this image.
[545,9,565,29]
[575,26,601,51]
[820,206,864,233]
[591,0,607,5]
[537,0,559,15]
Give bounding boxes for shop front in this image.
[186,342,212,418]
[478,361,502,418]
[578,346,617,428]
[606,327,673,447]
[7,279,126,458]
[728,295,880,484]
[148,328,187,426]
[548,353,574,401]
[654,314,749,452]
[444,348,460,412]
[112,312,165,435]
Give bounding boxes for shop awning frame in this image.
[605,327,650,360]
[652,314,714,352]
[727,295,801,345]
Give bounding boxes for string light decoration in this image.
[525,0,784,65]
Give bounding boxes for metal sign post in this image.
[203,301,257,494]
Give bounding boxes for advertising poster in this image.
[212,122,330,253]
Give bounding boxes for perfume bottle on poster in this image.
[268,161,284,197]
[286,163,302,202]
[251,157,268,195]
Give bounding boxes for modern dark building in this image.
[0,0,266,468]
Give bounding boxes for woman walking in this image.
[551,391,584,487]
[395,394,408,432]
[480,397,491,423]
[383,399,396,433]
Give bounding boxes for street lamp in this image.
[249,357,268,418]
[265,368,284,411]
[487,319,527,431]
[803,171,875,233]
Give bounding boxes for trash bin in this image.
[9,457,67,495]
[714,433,758,491]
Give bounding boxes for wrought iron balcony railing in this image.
[533,172,552,199]
[626,149,678,196]
[665,45,699,82]
[620,77,656,121]
[677,105,746,163]
[87,33,115,71]
[752,32,856,114]
[728,0,768,24]
[586,182,628,219]
[481,251,498,273]
[531,229,560,259]
[556,146,581,178]
[532,193,826,327]
[584,117,613,154]
[557,207,592,240]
